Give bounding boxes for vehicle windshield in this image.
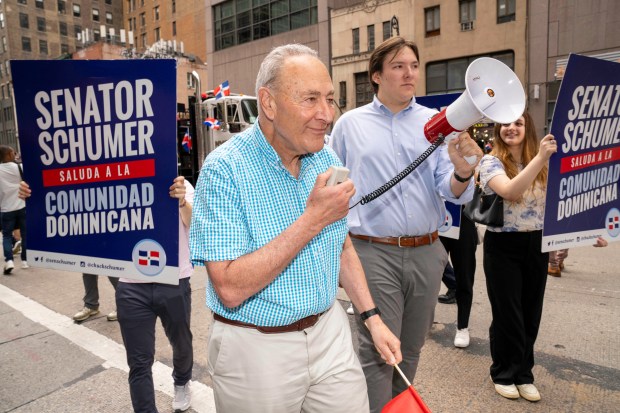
[241,99,258,124]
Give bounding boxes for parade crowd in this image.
[2,36,611,413]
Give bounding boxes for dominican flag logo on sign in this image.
[138,250,160,266]
[132,239,167,277]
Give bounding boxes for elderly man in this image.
[190,44,401,412]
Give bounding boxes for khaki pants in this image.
[208,304,369,413]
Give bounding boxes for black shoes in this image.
[438,288,456,304]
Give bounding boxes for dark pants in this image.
[116,278,193,413]
[82,273,119,309]
[2,208,26,262]
[483,230,548,386]
[441,262,457,290]
[440,214,478,329]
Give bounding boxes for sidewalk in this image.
[0,283,215,412]
[1,241,619,412]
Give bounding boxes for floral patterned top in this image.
[479,155,546,232]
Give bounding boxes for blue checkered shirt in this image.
[190,122,347,326]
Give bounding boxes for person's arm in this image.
[487,134,557,201]
[339,235,402,365]
[18,181,31,200]
[206,168,356,309]
[169,176,192,227]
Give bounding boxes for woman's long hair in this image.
[490,112,548,189]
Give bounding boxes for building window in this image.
[355,72,373,107]
[93,28,100,41]
[352,28,359,54]
[37,17,46,32]
[382,21,391,41]
[154,6,159,21]
[172,21,177,36]
[426,51,514,94]
[92,9,99,22]
[140,13,145,27]
[0,13,4,29]
[497,0,515,23]
[61,43,69,53]
[155,27,160,41]
[35,0,44,9]
[213,0,318,51]
[75,25,82,39]
[73,4,81,17]
[105,0,112,4]
[59,21,68,36]
[425,6,440,36]
[128,18,133,31]
[58,0,66,14]
[129,0,135,12]
[140,33,146,48]
[172,0,176,13]
[19,13,29,29]
[460,0,476,23]
[2,36,6,53]
[39,39,48,55]
[17,0,27,4]
[339,81,347,108]
[367,24,375,51]
[106,12,112,24]
[22,37,32,52]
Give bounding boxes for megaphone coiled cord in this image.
[349,134,446,209]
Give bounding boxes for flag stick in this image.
[394,364,412,387]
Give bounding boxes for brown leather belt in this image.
[350,230,439,248]
[213,311,325,334]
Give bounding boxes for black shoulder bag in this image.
[462,183,504,227]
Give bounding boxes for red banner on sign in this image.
[42,159,156,187]
[559,147,620,173]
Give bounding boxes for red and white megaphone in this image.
[424,57,526,145]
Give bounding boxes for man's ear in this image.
[258,87,275,121]
[371,71,381,87]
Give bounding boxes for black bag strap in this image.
[16,162,24,181]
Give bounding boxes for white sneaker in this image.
[21,261,29,269]
[517,383,541,402]
[346,303,355,315]
[454,328,470,348]
[172,381,191,412]
[4,260,14,275]
[12,240,22,255]
[492,379,519,399]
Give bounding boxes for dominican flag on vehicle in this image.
[204,117,221,130]
[182,129,192,153]
[214,80,230,99]
[138,250,160,266]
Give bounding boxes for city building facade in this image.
[0,0,123,148]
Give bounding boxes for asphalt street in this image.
[1,237,619,412]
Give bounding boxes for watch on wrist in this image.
[360,307,381,321]
[453,170,474,183]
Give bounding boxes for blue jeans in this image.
[2,208,26,262]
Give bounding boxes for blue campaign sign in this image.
[11,59,180,284]
[417,93,463,239]
[542,54,620,251]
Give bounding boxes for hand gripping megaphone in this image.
[424,57,526,144]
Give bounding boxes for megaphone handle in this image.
[350,134,445,208]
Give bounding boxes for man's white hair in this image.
[255,44,318,96]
